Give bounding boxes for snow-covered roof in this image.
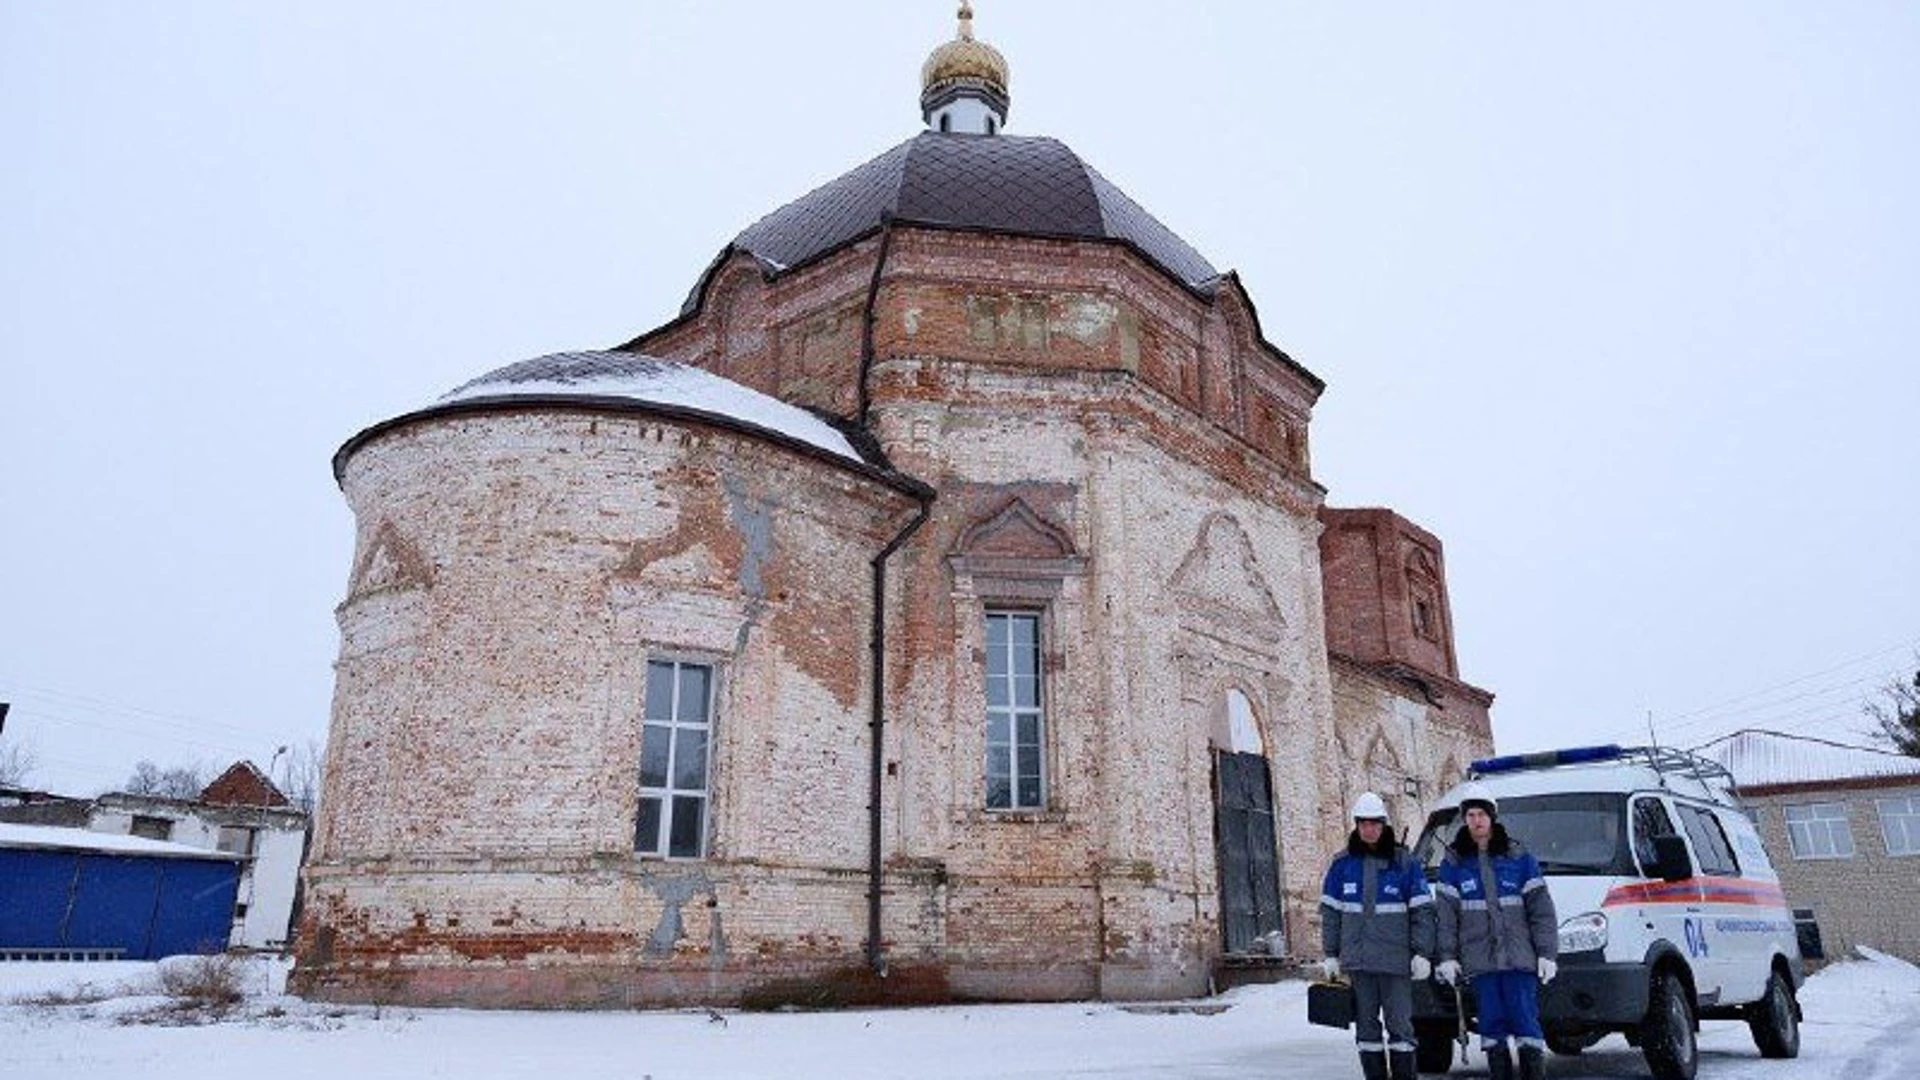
[0,822,239,860]
[1700,730,1920,789]
[437,351,862,463]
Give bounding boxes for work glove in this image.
[1319,957,1342,981]
[1435,960,1460,985]
[1537,957,1557,985]
[1410,955,1432,981]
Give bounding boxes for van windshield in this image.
[1415,792,1635,877]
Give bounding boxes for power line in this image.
[0,678,278,744]
[1590,636,1920,747]
[1656,638,1917,726]
[1688,727,1910,759]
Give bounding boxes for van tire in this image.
[1414,1028,1456,1075]
[1746,968,1801,1058]
[1639,972,1698,1080]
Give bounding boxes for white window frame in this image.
[984,609,1046,811]
[1783,801,1855,860]
[1877,795,1920,857]
[636,658,716,859]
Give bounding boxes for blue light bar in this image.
[1471,744,1624,775]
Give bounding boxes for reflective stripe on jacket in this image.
[1434,824,1558,978]
[1320,833,1436,974]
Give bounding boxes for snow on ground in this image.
[4,951,1919,1079]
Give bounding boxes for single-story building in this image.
[0,822,241,961]
[1709,729,1920,963]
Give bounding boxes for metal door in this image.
[1214,748,1284,954]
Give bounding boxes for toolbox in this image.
[1306,980,1355,1029]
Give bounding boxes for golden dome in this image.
[920,2,1009,101]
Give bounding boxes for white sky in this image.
[3,2,1917,797]
[5,952,1920,1079]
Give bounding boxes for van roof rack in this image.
[1470,743,1740,795]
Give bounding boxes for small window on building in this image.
[636,659,715,858]
[984,610,1045,810]
[1877,795,1920,856]
[1676,803,1740,876]
[130,815,173,841]
[1784,802,1855,859]
[986,116,997,134]
[216,826,256,857]
[939,113,951,132]
[1413,600,1434,639]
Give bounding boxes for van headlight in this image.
[1557,912,1608,954]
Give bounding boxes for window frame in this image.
[983,608,1048,812]
[215,825,257,858]
[635,656,717,860]
[1783,801,1856,860]
[129,815,173,842]
[1877,795,1920,857]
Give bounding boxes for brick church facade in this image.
[294,7,1492,1008]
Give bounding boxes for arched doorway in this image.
[1212,688,1283,955]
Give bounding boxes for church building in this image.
[294,6,1494,1008]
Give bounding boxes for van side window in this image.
[1631,796,1677,872]
[1677,803,1741,876]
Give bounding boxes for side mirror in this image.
[1650,834,1693,881]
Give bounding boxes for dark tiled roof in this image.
[441,351,672,398]
[685,132,1219,314]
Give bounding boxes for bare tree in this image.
[0,740,35,787]
[123,759,208,799]
[278,737,326,814]
[1867,665,1920,757]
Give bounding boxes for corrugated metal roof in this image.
[1699,730,1920,788]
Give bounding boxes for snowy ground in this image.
[4,951,1918,1079]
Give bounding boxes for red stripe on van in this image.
[1602,878,1786,908]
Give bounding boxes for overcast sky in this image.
[4,1,1916,798]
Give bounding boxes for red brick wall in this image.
[1318,507,1460,682]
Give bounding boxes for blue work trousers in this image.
[1472,970,1545,1051]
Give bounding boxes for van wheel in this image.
[1746,969,1801,1058]
[1415,1028,1456,1075]
[1639,972,1698,1080]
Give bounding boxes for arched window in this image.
[1224,688,1262,754]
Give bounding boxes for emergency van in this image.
[1409,744,1804,1080]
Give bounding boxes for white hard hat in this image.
[1350,791,1389,821]
[1455,781,1498,817]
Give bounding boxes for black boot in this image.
[1359,1050,1388,1080]
[1388,1050,1417,1080]
[1517,1044,1545,1080]
[1485,1042,1515,1080]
